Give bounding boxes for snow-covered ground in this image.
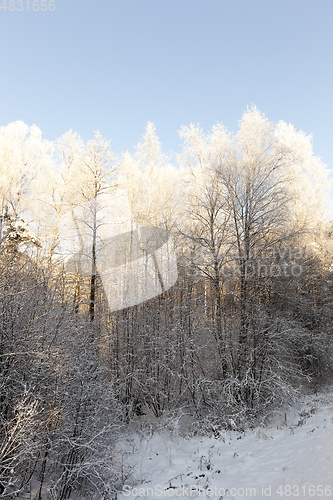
[117,389,333,500]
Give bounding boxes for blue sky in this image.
[1,0,333,170]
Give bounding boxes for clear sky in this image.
[1,0,333,171]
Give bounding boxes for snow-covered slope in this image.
[117,389,333,499]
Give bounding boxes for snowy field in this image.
[117,388,333,500]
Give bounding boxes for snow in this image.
[117,389,333,499]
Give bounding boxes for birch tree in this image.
[178,123,233,373]
[69,132,117,322]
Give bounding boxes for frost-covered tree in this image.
[0,120,54,223]
[68,132,117,321]
[120,122,181,230]
[40,129,85,268]
[178,106,332,414]
[177,123,233,370]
